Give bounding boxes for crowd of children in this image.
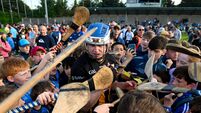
[0,19,200,113]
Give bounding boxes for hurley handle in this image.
[8,94,58,113]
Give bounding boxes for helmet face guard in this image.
[85,23,110,45]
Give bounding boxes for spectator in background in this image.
[126,36,168,79]
[133,25,145,49]
[27,27,36,47]
[162,39,179,69]
[6,33,15,51]
[9,25,18,47]
[191,29,201,49]
[4,24,10,34]
[33,24,40,38]
[171,25,182,40]
[124,25,134,46]
[0,33,11,58]
[110,25,125,48]
[51,26,61,44]
[36,25,56,51]
[68,26,83,42]
[136,31,155,56]
[18,39,30,60]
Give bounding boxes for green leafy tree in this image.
[71,0,78,12]
[0,0,29,24]
[162,0,201,7]
[36,0,56,17]
[162,0,174,7]
[55,0,69,17]
[97,0,125,7]
[178,0,201,7]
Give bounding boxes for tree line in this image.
[0,0,201,24]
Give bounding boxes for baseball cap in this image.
[30,46,46,56]
[18,39,30,47]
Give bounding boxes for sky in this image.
[24,0,182,9]
[24,0,127,9]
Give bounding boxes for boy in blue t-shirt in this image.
[1,57,55,112]
[125,36,168,79]
[6,33,15,51]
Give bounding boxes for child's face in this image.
[112,44,125,60]
[32,51,46,64]
[141,37,150,49]
[172,77,188,88]
[19,45,30,54]
[148,49,164,62]
[176,53,189,67]
[166,49,178,61]
[10,69,31,86]
[64,66,71,77]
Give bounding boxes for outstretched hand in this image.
[94,103,114,113]
[43,50,57,61]
[113,80,137,91]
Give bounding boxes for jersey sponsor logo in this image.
[88,69,96,75]
[38,39,45,43]
[72,76,84,80]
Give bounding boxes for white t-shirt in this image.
[125,31,134,41]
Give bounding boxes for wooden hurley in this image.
[0,27,97,113]
[112,87,124,105]
[52,83,90,113]
[52,66,113,113]
[137,82,189,93]
[52,6,90,51]
[144,53,155,82]
[8,66,113,113]
[82,66,114,91]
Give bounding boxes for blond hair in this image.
[188,46,201,63]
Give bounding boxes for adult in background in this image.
[133,25,145,49]
[36,25,56,51]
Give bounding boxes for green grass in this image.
[181,31,188,41]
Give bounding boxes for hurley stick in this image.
[53,67,113,113]
[52,6,90,51]
[52,83,90,113]
[144,53,155,82]
[112,87,124,105]
[82,66,114,91]
[9,67,113,113]
[0,28,97,113]
[137,82,189,93]
[8,94,59,113]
